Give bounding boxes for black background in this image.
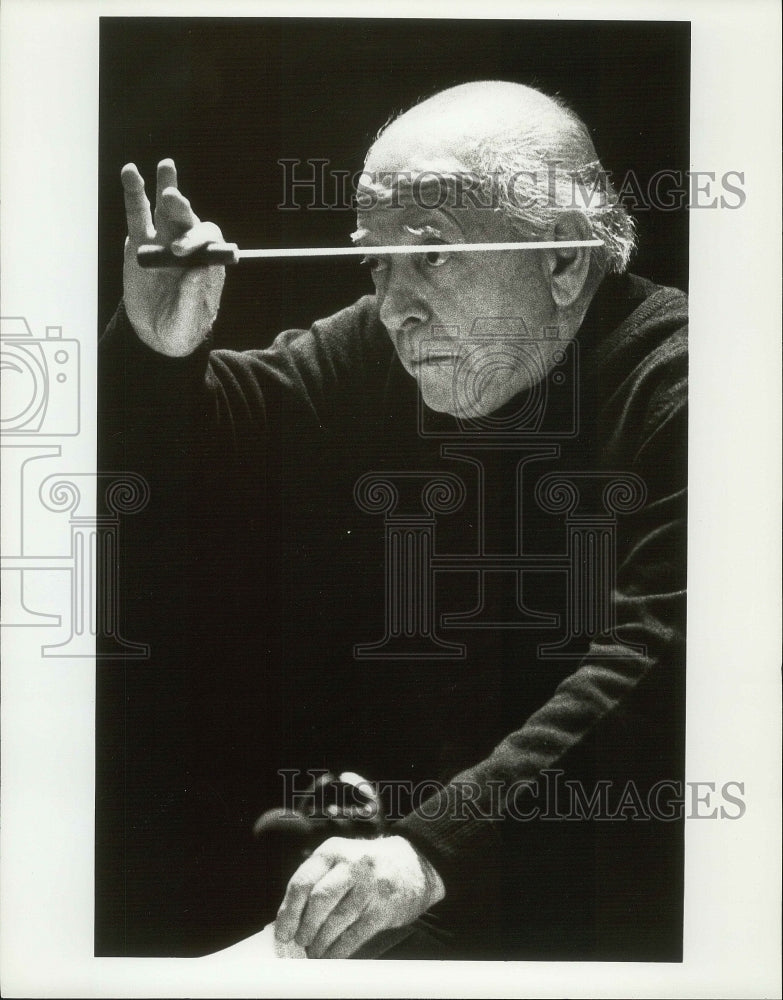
[97,17,690,958]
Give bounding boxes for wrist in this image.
[418,849,446,906]
[390,834,446,907]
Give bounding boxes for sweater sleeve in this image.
[99,294,388,475]
[396,318,688,907]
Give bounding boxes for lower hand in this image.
[274,835,445,958]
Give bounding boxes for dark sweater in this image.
[99,272,687,959]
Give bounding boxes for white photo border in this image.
[1,1,780,996]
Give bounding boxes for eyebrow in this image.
[350,223,445,246]
[403,223,444,240]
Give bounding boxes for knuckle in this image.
[308,885,329,904]
[336,891,358,916]
[374,875,395,898]
[350,867,372,893]
[295,920,314,943]
[297,921,317,942]
[282,882,300,903]
[318,837,344,860]
[286,879,308,900]
[341,925,368,957]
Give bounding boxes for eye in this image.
[423,248,450,268]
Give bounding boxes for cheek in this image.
[465,256,551,330]
[444,279,496,336]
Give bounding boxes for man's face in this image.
[355,171,562,419]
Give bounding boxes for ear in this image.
[546,211,594,309]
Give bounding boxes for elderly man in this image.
[102,81,687,959]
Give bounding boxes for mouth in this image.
[409,353,457,369]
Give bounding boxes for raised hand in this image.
[121,158,227,356]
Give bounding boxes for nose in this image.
[377,262,429,337]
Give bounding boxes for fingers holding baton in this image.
[137,242,240,268]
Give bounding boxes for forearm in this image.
[396,519,686,897]
[99,299,216,470]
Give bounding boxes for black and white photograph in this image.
[0,1,780,996]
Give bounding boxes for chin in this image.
[419,384,495,420]
[418,391,455,416]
